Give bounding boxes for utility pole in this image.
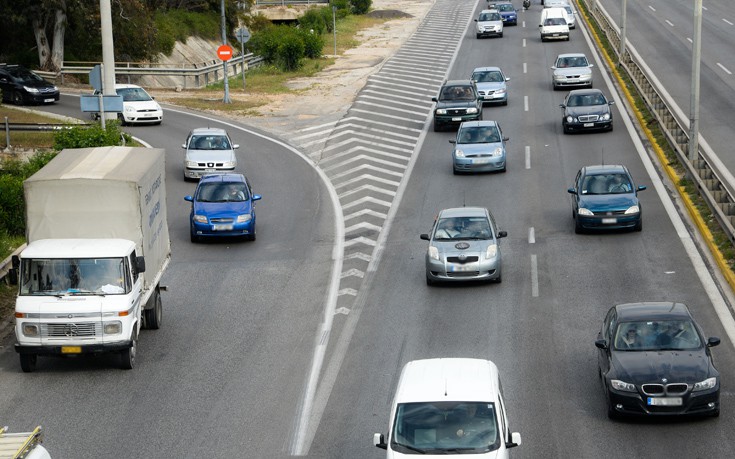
[100,0,116,121]
[689,0,703,161]
[619,0,627,65]
[221,0,231,103]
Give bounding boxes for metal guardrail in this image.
[583,0,735,245]
[254,0,329,4]
[35,54,265,90]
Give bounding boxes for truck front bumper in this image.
[15,341,133,356]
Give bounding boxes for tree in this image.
[30,0,68,71]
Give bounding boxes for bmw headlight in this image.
[436,108,447,115]
[624,205,640,214]
[601,113,611,121]
[578,208,594,216]
[22,323,39,337]
[485,244,498,259]
[428,245,439,260]
[566,116,575,123]
[692,377,717,391]
[491,147,504,157]
[103,321,122,335]
[237,214,252,223]
[454,149,465,158]
[24,86,40,94]
[466,107,478,114]
[193,215,208,223]
[610,379,637,392]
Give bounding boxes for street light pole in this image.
[619,0,627,65]
[100,0,116,122]
[689,0,703,161]
[221,0,231,104]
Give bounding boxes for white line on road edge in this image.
[578,9,735,347]
[525,145,531,169]
[531,254,538,297]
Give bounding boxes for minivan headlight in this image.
[103,321,122,335]
[22,323,39,337]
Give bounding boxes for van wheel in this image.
[120,337,137,370]
[20,353,37,373]
[143,289,162,330]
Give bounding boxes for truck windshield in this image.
[20,258,129,295]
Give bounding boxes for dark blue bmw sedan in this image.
[567,164,646,233]
[185,173,261,242]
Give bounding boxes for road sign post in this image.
[235,27,251,92]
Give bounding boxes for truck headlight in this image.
[22,323,39,337]
[104,321,122,335]
[237,214,252,223]
[693,377,717,391]
[428,246,439,260]
[193,214,208,223]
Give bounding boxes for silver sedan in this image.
[419,207,507,285]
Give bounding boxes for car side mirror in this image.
[474,19,479,22]
[595,339,608,350]
[136,256,146,274]
[507,432,522,448]
[550,66,556,70]
[181,144,186,149]
[449,140,456,144]
[184,195,193,202]
[420,233,430,241]
[589,64,595,68]
[707,337,721,347]
[8,255,20,285]
[538,24,542,27]
[233,144,240,149]
[567,187,577,194]
[560,104,566,109]
[252,194,262,201]
[637,185,647,191]
[431,96,438,102]
[609,100,615,105]
[373,433,387,450]
[502,137,509,142]
[497,230,508,238]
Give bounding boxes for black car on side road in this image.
[595,302,721,419]
[432,80,483,132]
[0,64,60,105]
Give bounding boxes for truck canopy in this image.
[23,147,170,292]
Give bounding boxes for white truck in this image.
[0,426,51,459]
[11,146,170,372]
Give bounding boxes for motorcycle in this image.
[523,0,531,10]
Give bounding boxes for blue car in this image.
[494,2,518,26]
[568,165,646,233]
[185,173,261,242]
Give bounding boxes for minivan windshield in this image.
[390,401,500,454]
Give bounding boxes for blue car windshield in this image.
[582,174,631,195]
[196,182,249,202]
[457,126,500,144]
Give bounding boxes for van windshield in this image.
[20,258,129,296]
[390,401,500,454]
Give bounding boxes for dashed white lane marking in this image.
[531,254,539,297]
[525,145,531,169]
[524,95,529,112]
[528,227,535,244]
[648,5,656,12]
[523,62,527,74]
[717,63,732,75]
[665,19,674,27]
[723,18,733,26]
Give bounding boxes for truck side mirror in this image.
[373,433,387,450]
[136,256,146,274]
[7,255,20,285]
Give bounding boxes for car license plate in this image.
[552,33,560,37]
[452,117,462,122]
[44,98,55,103]
[584,122,594,127]
[473,158,492,164]
[449,263,476,272]
[212,224,233,231]
[602,218,617,224]
[205,168,217,172]
[61,346,81,354]
[647,397,682,406]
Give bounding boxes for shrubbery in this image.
[350,0,372,15]
[0,151,57,236]
[250,25,325,71]
[53,122,133,151]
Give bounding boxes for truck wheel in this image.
[20,353,37,373]
[143,289,163,330]
[120,338,137,370]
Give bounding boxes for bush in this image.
[279,30,306,71]
[299,7,329,35]
[0,151,57,236]
[301,29,325,59]
[53,122,132,150]
[351,0,372,15]
[249,25,280,65]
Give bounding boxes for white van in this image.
[545,0,577,28]
[373,358,522,457]
[539,7,570,41]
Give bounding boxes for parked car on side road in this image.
[560,88,614,133]
[94,83,163,125]
[471,66,509,106]
[567,164,646,233]
[432,80,483,132]
[185,173,261,242]
[182,127,239,180]
[450,120,508,174]
[420,207,507,285]
[0,64,59,105]
[595,302,721,419]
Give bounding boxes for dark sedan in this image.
[432,80,483,132]
[568,164,646,233]
[595,302,721,419]
[560,88,614,133]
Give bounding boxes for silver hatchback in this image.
[420,207,507,285]
[183,127,238,180]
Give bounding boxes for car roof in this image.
[568,88,605,97]
[114,84,145,90]
[438,207,489,218]
[472,66,503,73]
[459,120,499,129]
[479,9,500,14]
[189,127,229,136]
[443,79,475,87]
[557,53,587,59]
[199,173,247,184]
[394,358,500,404]
[614,302,693,322]
[581,165,628,176]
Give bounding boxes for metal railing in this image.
[35,54,264,90]
[582,0,735,244]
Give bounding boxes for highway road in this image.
[596,0,735,173]
[2,0,735,458]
